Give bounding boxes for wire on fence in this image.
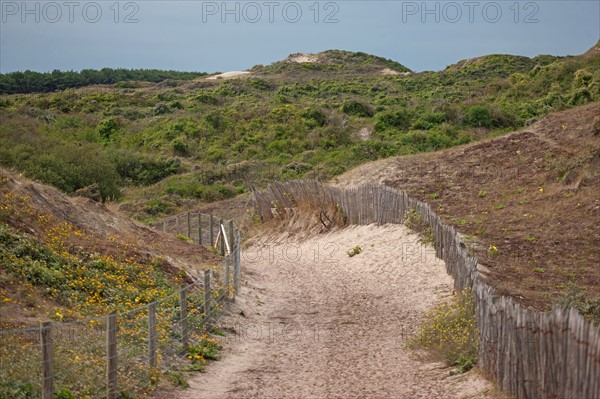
[1,214,241,399]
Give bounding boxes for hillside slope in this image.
[334,102,600,314]
[250,49,412,77]
[1,43,598,223]
[0,170,220,328]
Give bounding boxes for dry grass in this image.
[245,197,347,243]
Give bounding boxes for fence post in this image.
[106,312,117,399]
[148,302,157,369]
[234,231,241,292]
[187,212,191,239]
[209,215,214,246]
[219,219,225,256]
[225,255,230,298]
[204,270,211,321]
[180,288,189,355]
[198,213,203,246]
[162,220,166,233]
[228,220,234,254]
[41,322,53,399]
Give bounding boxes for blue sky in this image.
[0,1,598,73]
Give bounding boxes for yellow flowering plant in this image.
[409,288,479,374]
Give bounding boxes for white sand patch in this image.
[287,53,319,63]
[206,71,250,80]
[358,126,372,141]
[381,68,400,75]
[381,68,413,76]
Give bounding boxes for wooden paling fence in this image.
[253,181,600,399]
[0,214,241,399]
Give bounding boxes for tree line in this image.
[0,68,207,94]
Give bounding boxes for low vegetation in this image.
[0,43,598,396]
[347,245,362,257]
[0,178,224,397]
[0,44,598,221]
[0,183,182,317]
[409,288,479,374]
[403,208,435,246]
[557,283,600,325]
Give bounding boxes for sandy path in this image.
[173,224,495,399]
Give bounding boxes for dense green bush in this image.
[375,109,413,131]
[205,111,226,130]
[341,100,374,117]
[350,141,397,162]
[412,112,446,130]
[165,182,240,202]
[144,199,172,215]
[172,140,190,156]
[29,145,121,200]
[108,151,180,185]
[195,93,218,105]
[301,108,327,127]
[97,117,120,142]
[249,79,272,91]
[466,105,493,128]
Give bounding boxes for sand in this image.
[380,68,412,76]
[167,224,497,399]
[206,71,250,80]
[287,53,319,63]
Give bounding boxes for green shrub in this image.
[0,381,33,399]
[466,105,493,128]
[347,245,362,257]
[403,208,423,230]
[267,139,292,155]
[172,140,189,156]
[557,283,600,325]
[301,109,327,127]
[397,131,461,152]
[9,142,122,201]
[249,79,272,91]
[154,103,170,115]
[350,141,396,162]
[341,100,374,117]
[164,181,239,202]
[170,100,184,110]
[375,109,412,131]
[195,93,218,105]
[176,234,192,242]
[205,111,225,130]
[412,112,446,130]
[282,162,312,175]
[144,199,172,215]
[109,151,180,185]
[569,88,593,105]
[97,117,120,142]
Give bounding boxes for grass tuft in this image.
[347,245,362,257]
